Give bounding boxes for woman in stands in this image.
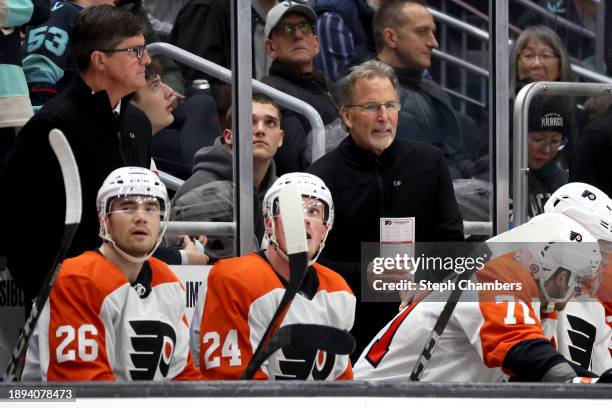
[509,25,578,166]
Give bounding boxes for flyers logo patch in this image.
[581,190,596,201]
[274,345,336,380]
[129,320,177,380]
[569,231,582,242]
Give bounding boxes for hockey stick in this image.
[409,214,571,381]
[245,324,355,378]
[4,129,82,382]
[242,182,308,379]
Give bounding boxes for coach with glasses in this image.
[0,6,153,306]
[260,1,339,174]
[308,60,464,357]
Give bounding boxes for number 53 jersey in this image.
[23,251,202,381]
[190,253,356,380]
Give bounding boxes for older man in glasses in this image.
[308,59,464,358]
[0,6,154,307]
[260,1,340,175]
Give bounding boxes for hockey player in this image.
[354,213,603,382]
[544,182,612,364]
[190,172,356,380]
[22,167,202,381]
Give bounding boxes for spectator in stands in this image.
[262,1,339,174]
[22,1,116,111]
[142,0,189,42]
[172,93,284,259]
[526,95,569,217]
[116,0,185,95]
[22,167,202,381]
[374,0,472,179]
[312,0,377,83]
[0,5,153,305]
[23,0,184,112]
[515,0,600,70]
[128,60,210,266]
[0,0,49,171]
[570,101,612,197]
[170,0,277,117]
[510,25,573,100]
[509,25,577,169]
[308,59,464,356]
[130,60,176,136]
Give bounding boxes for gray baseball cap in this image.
[264,1,317,39]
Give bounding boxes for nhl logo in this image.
[134,283,147,297]
[569,231,582,242]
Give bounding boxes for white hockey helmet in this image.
[544,182,612,243]
[517,213,602,305]
[263,172,334,265]
[97,167,169,263]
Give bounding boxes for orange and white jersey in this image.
[23,251,202,381]
[190,253,355,380]
[355,254,549,382]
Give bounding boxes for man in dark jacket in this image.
[570,104,612,197]
[308,59,464,357]
[374,0,472,179]
[312,0,376,82]
[172,93,284,256]
[0,6,153,303]
[262,1,339,174]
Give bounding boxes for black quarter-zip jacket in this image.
[308,135,464,355]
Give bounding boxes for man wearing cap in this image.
[526,95,569,217]
[261,0,340,174]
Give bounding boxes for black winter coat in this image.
[261,61,339,175]
[570,105,612,197]
[0,76,151,301]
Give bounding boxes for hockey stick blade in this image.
[242,183,308,379]
[244,324,355,378]
[4,129,82,381]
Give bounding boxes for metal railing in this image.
[513,81,612,226]
[428,6,612,85]
[147,42,326,163]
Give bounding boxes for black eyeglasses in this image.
[346,101,401,114]
[274,21,315,36]
[98,45,147,61]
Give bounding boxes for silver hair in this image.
[339,59,399,107]
[509,25,574,100]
